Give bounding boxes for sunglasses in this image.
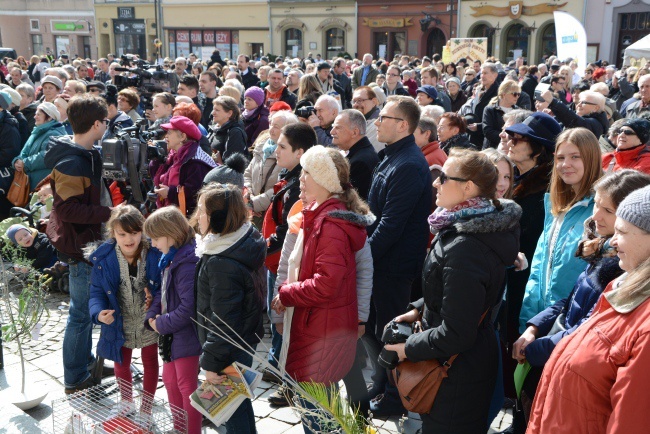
[577,100,598,106]
[619,128,637,137]
[511,92,521,97]
[507,134,528,146]
[438,171,468,184]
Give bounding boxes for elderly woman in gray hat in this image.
[13,101,66,190]
[446,76,467,112]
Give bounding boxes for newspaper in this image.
[190,362,262,426]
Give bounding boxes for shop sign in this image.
[203,31,215,46]
[51,21,87,33]
[118,7,135,19]
[113,20,146,35]
[470,1,567,19]
[191,31,202,45]
[361,17,414,28]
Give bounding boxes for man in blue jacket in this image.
[364,95,432,417]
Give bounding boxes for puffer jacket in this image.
[602,144,650,174]
[525,254,622,367]
[244,136,282,213]
[279,198,367,384]
[519,194,594,332]
[209,119,248,160]
[44,135,112,263]
[88,240,161,364]
[13,119,66,190]
[194,223,266,373]
[145,241,202,361]
[549,98,609,139]
[405,200,521,432]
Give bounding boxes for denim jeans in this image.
[63,261,94,387]
[266,271,282,368]
[225,351,256,434]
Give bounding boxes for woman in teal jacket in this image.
[519,128,603,333]
[12,102,66,190]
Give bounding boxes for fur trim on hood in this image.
[327,209,376,227]
[453,199,522,234]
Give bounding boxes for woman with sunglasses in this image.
[384,148,521,433]
[519,127,603,334]
[482,80,522,149]
[602,118,650,174]
[539,88,609,140]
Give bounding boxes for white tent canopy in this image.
[623,34,650,67]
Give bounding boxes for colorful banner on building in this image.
[553,11,586,76]
[449,38,488,63]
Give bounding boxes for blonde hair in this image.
[298,74,323,101]
[143,206,195,247]
[610,257,650,307]
[494,80,521,102]
[550,128,603,216]
[218,86,241,103]
[327,148,370,215]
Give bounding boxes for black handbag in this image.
[158,333,174,363]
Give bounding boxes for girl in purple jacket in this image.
[143,206,202,434]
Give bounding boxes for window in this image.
[470,24,494,57]
[325,28,345,59]
[30,19,40,31]
[285,28,302,58]
[32,34,43,55]
[540,24,556,58]
[504,24,528,61]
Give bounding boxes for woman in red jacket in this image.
[273,145,369,433]
[527,184,650,433]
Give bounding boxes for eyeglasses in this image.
[585,70,593,74]
[102,119,110,127]
[619,128,638,137]
[352,98,370,104]
[377,115,404,123]
[507,134,528,146]
[577,100,598,106]
[438,171,468,184]
[388,73,401,77]
[510,92,521,97]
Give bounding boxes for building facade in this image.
[356,0,458,60]
[269,0,356,59]
[586,0,650,67]
[161,0,268,61]
[458,0,585,64]
[94,0,157,61]
[0,0,96,59]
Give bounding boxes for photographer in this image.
[101,85,134,141]
[151,116,216,216]
[384,149,520,432]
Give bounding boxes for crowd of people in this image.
[2,47,650,434]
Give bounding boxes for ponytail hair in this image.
[448,148,503,210]
[327,148,370,215]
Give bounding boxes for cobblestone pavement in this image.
[0,291,513,433]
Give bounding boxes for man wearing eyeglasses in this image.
[364,96,432,417]
[539,88,609,138]
[44,95,113,395]
[550,76,568,105]
[381,65,410,97]
[351,86,383,152]
[625,74,650,119]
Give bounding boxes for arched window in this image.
[504,23,529,62]
[469,24,494,57]
[325,28,345,59]
[426,28,446,58]
[284,28,303,58]
[540,24,556,58]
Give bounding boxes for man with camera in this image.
[307,94,339,147]
[44,95,113,394]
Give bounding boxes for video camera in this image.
[113,54,174,110]
[101,119,168,206]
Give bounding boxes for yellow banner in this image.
[449,38,488,63]
[362,17,413,28]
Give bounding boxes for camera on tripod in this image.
[378,320,413,370]
[113,55,174,110]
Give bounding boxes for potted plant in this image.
[0,242,50,410]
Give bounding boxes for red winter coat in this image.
[527,282,650,434]
[602,144,650,174]
[279,198,367,384]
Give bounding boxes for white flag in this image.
[554,11,587,77]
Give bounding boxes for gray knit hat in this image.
[616,185,650,233]
[203,153,247,189]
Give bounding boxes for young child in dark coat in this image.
[6,223,59,271]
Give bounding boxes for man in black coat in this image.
[237,54,260,90]
[331,110,379,200]
[463,63,500,148]
[364,96,432,417]
[332,58,353,109]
